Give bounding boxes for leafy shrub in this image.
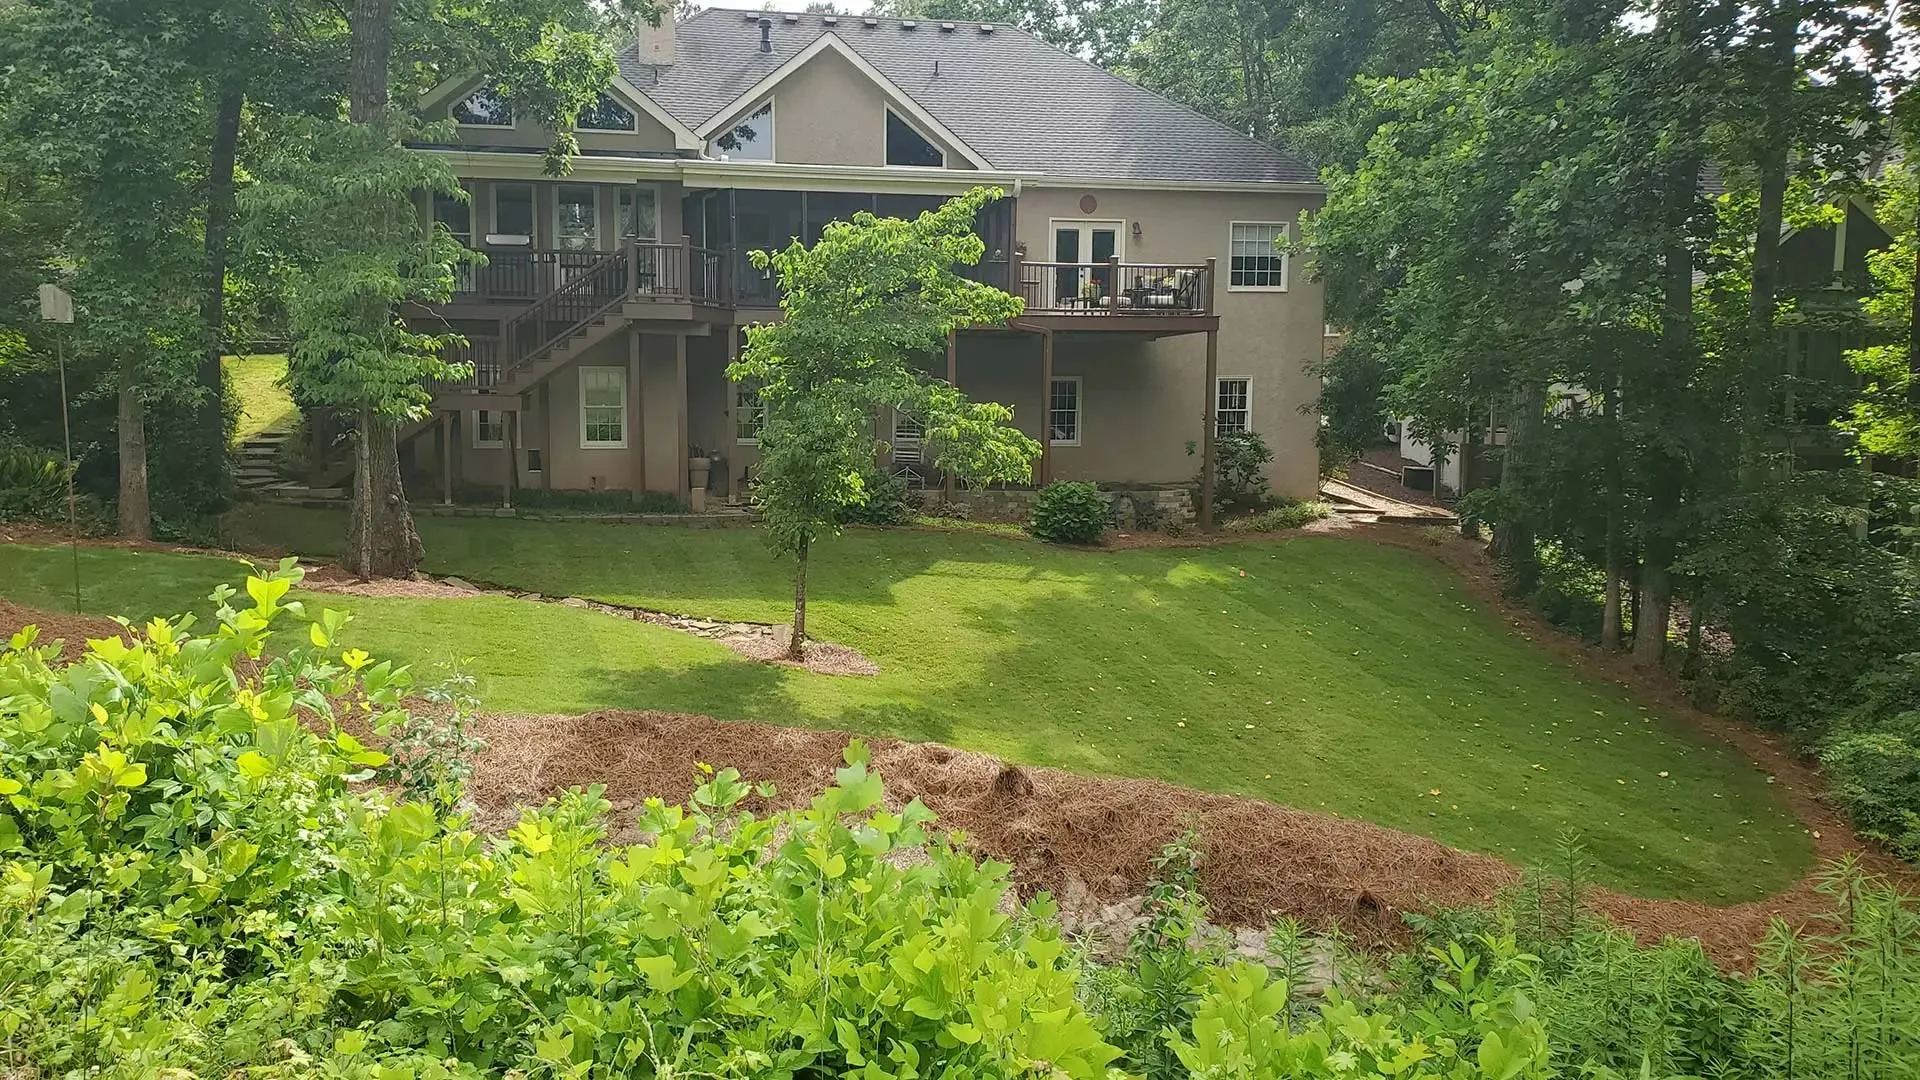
[0,443,70,523]
[1187,430,1274,510]
[1223,499,1331,532]
[1029,480,1108,544]
[836,466,913,526]
[0,578,1121,1076]
[1822,658,1920,858]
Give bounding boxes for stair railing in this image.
[499,247,633,385]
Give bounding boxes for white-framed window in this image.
[491,181,535,239]
[1229,221,1289,290]
[578,92,638,132]
[452,86,514,128]
[1216,378,1252,436]
[733,382,765,444]
[471,410,505,448]
[579,366,628,448]
[885,109,945,167]
[1048,376,1081,446]
[708,100,773,160]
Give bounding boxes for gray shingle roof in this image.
[616,9,1317,184]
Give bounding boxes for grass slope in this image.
[224,354,295,444]
[4,514,1813,901]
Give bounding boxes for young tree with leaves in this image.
[729,188,1041,657]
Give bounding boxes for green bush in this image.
[1187,430,1275,510]
[836,466,913,526]
[0,443,70,523]
[1028,480,1108,544]
[0,577,1119,1076]
[1223,499,1332,532]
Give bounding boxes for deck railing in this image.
[452,240,736,306]
[1012,257,1216,316]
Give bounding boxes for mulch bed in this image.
[0,599,131,660]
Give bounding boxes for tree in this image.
[728,188,1040,657]
[242,0,650,578]
[0,0,219,539]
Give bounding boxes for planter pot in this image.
[688,457,712,511]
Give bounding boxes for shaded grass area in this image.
[7,513,1814,901]
[224,354,295,444]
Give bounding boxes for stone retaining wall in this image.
[923,486,1194,529]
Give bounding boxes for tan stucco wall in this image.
[708,48,973,170]
[1012,187,1327,499]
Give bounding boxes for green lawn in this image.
[2,511,1813,901]
[224,354,295,444]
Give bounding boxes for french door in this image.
[1051,220,1123,307]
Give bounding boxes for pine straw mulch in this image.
[457,707,1913,969]
[0,600,132,660]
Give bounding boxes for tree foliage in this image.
[729,187,1040,655]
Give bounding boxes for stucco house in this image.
[401,8,1329,524]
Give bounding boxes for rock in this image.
[558,596,590,608]
[440,576,477,591]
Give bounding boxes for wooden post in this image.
[1203,257,1218,315]
[439,411,453,505]
[725,327,741,502]
[675,332,690,506]
[1039,328,1054,488]
[1010,247,1025,309]
[502,409,517,510]
[944,330,958,500]
[1107,255,1121,312]
[629,331,646,496]
[680,233,694,299]
[1200,328,1218,531]
[450,411,464,504]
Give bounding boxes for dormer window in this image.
[452,86,514,127]
[578,92,637,132]
[885,109,944,167]
[708,101,772,160]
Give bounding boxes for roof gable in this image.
[692,31,993,169]
[619,9,1317,184]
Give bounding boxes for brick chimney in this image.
[637,12,675,65]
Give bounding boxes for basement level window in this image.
[885,109,945,167]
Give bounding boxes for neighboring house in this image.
[399,8,1329,518]
[1387,196,1896,493]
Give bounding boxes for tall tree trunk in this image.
[341,0,422,577]
[116,353,150,539]
[1493,383,1545,592]
[200,79,244,473]
[1743,0,1795,458]
[1636,0,1702,670]
[344,409,424,579]
[1601,382,1624,650]
[789,537,809,658]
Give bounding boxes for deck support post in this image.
[439,411,453,506]
[629,331,646,496]
[502,408,517,510]
[725,326,742,502]
[944,330,958,500]
[1038,327,1054,488]
[1200,327,1218,532]
[675,332,690,507]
